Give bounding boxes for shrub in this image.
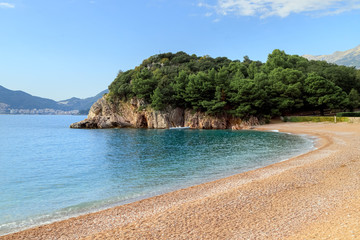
[284,116,350,122]
[336,112,360,117]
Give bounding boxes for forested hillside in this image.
[108,50,360,119]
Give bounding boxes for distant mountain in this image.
[0,85,107,114]
[58,89,108,112]
[0,85,64,110]
[303,45,360,69]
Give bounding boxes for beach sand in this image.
[2,122,360,239]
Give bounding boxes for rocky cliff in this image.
[70,96,257,130]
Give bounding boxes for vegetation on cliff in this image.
[108,50,360,119]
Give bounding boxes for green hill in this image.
[108,50,360,118]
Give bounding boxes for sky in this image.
[1,0,360,100]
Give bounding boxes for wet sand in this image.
[2,122,360,239]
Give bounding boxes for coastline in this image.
[2,122,360,239]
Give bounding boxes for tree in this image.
[131,69,157,102]
[264,49,290,72]
[247,61,263,79]
[323,65,359,94]
[108,70,134,101]
[172,70,190,107]
[288,55,309,72]
[184,71,216,110]
[151,87,165,110]
[106,50,360,119]
[266,68,305,115]
[242,55,252,66]
[348,88,360,112]
[304,73,348,115]
[229,78,268,118]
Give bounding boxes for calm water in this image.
[0,115,315,235]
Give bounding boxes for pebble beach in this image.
[2,122,360,239]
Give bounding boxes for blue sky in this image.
[1,0,360,100]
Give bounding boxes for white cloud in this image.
[0,2,15,8]
[200,0,360,18]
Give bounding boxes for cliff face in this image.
[70,96,249,129]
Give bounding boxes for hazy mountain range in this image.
[0,85,108,114]
[303,45,360,69]
[57,90,108,112]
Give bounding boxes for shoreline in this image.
[0,128,316,237]
[2,122,360,239]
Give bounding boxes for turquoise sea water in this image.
[0,115,315,235]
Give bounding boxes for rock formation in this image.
[70,96,252,129]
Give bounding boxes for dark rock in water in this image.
[70,119,98,129]
[70,96,251,129]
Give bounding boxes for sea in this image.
[0,115,316,235]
